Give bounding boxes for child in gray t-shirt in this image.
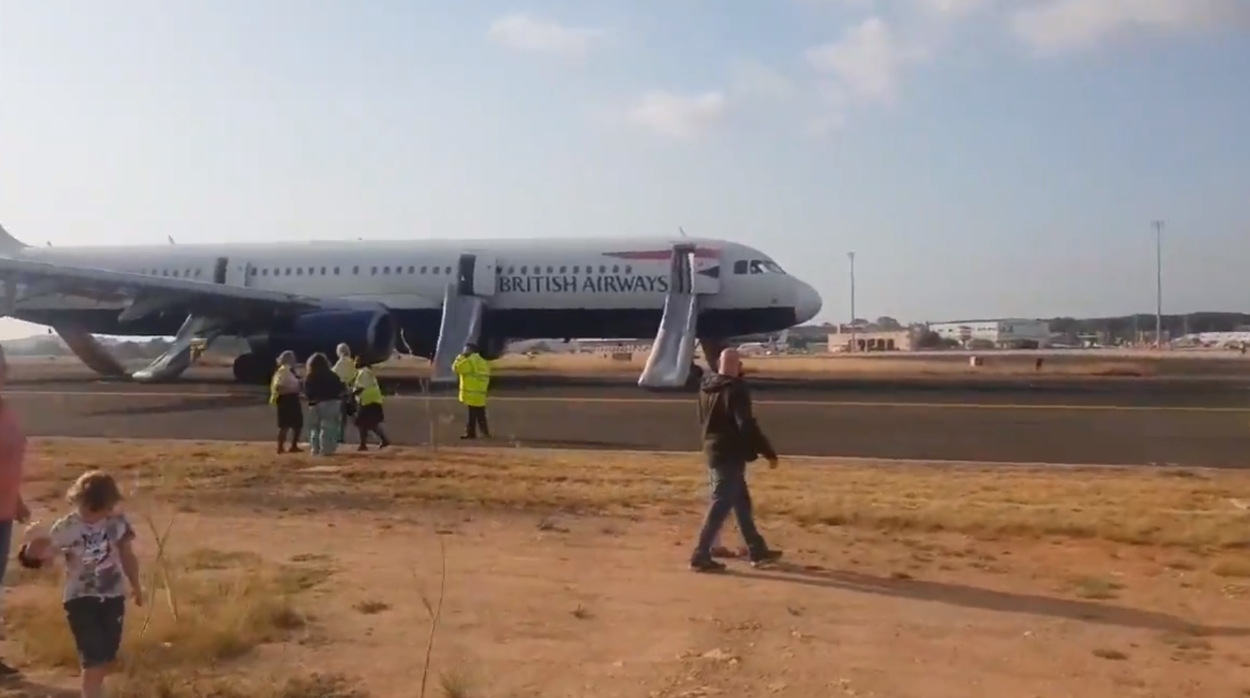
[19,470,143,698]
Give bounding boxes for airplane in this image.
[735,329,791,355]
[0,222,823,388]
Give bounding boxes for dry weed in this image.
[6,547,321,670]
[2,466,359,698]
[21,440,1250,551]
[367,352,1166,379]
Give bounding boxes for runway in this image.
[8,372,1250,468]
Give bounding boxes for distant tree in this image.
[915,330,943,349]
[876,316,901,330]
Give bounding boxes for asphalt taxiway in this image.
[8,368,1250,468]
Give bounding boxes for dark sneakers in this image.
[689,557,728,573]
[748,548,783,568]
[691,548,782,572]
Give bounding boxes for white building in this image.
[929,319,1051,348]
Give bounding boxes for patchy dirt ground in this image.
[2,441,1249,697]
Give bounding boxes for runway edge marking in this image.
[7,390,1249,413]
[30,436,1238,473]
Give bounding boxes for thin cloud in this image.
[1012,0,1250,54]
[625,90,728,139]
[487,14,604,56]
[806,17,923,105]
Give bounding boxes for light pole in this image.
[1153,220,1164,348]
[848,251,856,353]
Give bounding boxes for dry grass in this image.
[2,457,367,698]
[360,352,1167,379]
[20,347,1250,382]
[8,438,1250,696]
[17,439,1250,552]
[6,548,319,671]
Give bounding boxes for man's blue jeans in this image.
[692,456,767,562]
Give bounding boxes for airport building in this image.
[827,326,920,352]
[928,319,1051,348]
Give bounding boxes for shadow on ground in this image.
[736,562,1250,637]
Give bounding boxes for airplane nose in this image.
[795,281,822,324]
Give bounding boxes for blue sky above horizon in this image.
[1,0,1248,340]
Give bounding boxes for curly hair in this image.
[66,470,124,513]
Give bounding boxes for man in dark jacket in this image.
[690,348,783,572]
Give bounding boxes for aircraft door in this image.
[692,247,721,295]
[213,257,229,284]
[473,255,496,297]
[456,253,496,297]
[223,260,254,287]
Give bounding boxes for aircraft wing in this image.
[0,256,327,321]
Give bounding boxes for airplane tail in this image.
[0,223,29,256]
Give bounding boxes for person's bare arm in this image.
[116,523,144,605]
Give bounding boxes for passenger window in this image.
[333,267,340,275]
[407,266,415,274]
[383,266,390,274]
[598,265,606,273]
[249,268,257,277]
[520,266,527,274]
[420,266,428,273]
[320,266,326,275]
[625,265,632,274]
[559,265,567,273]
[371,266,378,275]
[352,266,359,274]
[733,260,748,275]
[195,269,202,277]
[296,268,303,276]
[285,268,292,276]
[445,266,451,274]
[612,265,619,273]
[546,266,553,274]
[573,266,580,274]
[505,266,513,274]
[432,266,440,274]
[172,270,180,278]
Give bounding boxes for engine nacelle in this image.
[253,308,396,365]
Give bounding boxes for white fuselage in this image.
[11,236,821,325]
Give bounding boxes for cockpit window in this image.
[748,260,786,275]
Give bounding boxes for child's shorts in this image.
[64,595,125,669]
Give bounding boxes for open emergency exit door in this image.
[456,253,496,298]
[433,253,494,383]
[220,258,254,287]
[637,244,701,389]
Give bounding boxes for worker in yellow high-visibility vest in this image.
[269,350,303,453]
[332,343,358,444]
[452,342,492,439]
[351,358,390,451]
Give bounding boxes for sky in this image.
[1,0,1248,340]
